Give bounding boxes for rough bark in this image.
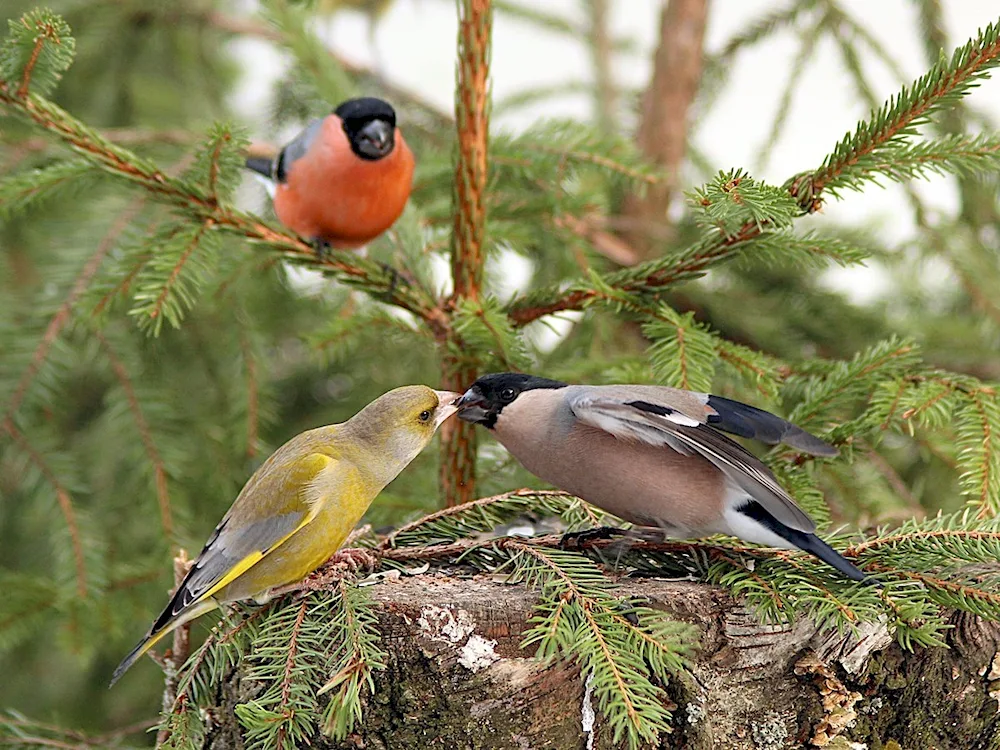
[204,575,1000,749]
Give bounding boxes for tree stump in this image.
[203,574,1000,749]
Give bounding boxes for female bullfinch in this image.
[111,386,458,685]
[456,373,872,584]
[246,97,415,250]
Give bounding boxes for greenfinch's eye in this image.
[419,410,431,422]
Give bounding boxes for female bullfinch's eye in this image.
[500,388,516,402]
[419,410,431,422]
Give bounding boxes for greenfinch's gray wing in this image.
[110,453,338,686]
[161,452,337,618]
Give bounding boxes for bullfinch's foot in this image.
[559,526,627,550]
[312,238,333,261]
[379,262,413,296]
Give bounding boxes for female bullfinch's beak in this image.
[455,386,489,423]
[432,390,462,427]
[356,119,394,159]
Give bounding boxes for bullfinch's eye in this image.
[419,410,432,422]
[500,388,516,402]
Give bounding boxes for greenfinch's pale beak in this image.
[433,390,461,426]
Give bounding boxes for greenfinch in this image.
[111,385,458,685]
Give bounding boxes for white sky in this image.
[231,1,1000,303]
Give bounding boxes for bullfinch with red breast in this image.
[246,97,415,250]
[455,373,871,583]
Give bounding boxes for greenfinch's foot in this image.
[327,546,380,573]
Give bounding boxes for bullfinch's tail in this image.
[245,156,274,179]
[736,500,875,585]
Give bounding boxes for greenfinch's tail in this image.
[110,599,218,687]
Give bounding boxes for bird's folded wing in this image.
[566,393,817,534]
[151,453,338,632]
[274,117,324,182]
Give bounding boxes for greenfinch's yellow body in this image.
[111,386,458,685]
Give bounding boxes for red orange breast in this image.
[273,116,415,248]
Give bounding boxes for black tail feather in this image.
[737,501,874,584]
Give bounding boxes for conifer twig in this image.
[790,20,1000,207]
[95,331,173,538]
[3,199,144,423]
[1,420,86,597]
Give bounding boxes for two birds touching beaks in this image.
[111,98,869,684]
[112,374,868,686]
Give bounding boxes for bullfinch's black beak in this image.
[356,119,393,159]
[455,387,488,424]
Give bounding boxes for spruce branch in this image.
[95,331,172,539]
[0,713,154,749]
[791,18,1000,206]
[0,88,442,326]
[510,542,693,748]
[2,198,144,424]
[0,8,74,99]
[318,580,387,740]
[0,420,86,598]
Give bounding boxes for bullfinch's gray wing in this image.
[593,385,836,457]
[245,117,324,182]
[564,389,817,534]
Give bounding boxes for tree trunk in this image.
[204,575,1000,749]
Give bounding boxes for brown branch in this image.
[1,420,86,597]
[2,128,195,170]
[620,0,709,257]
[95,331,173,537]
[507,221,757,326]
[584,0,617,136]
[440,0,493,508]
[553,214,639,266]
